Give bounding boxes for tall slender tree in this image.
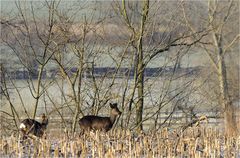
[118,0,208,132]
[182,0,239,136]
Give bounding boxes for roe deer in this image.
[79,103,122,133]
[19,113,48,139]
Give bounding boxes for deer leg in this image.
[19,135,26,144]
[19,130,28,144]
[79,130,84,137]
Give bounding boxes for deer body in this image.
[19,114,48,138]
[79,103,121,132]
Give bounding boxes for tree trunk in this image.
[217,51,238,137]
[215,33,238,137]
[71,56,84,134]
[136,47,144,132]
[33,64,45,119]
[135,0,149,132]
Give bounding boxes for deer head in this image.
[110,103,122,116]
[41,113,48,129]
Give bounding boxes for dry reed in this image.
[0,127,239,157]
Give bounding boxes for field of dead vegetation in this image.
[0,127,239,158]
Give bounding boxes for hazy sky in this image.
[1,0,110,21]
[1,1,18,13]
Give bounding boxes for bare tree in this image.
[1,1,59,118]
[181,0,239,136]
[114,0,208,132]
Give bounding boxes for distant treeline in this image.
[2,67,201,80]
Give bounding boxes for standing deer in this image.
[79,103,122,133]
[19,113,48,139]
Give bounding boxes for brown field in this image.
[0,127,239,158]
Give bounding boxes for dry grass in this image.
[0,127,239,158]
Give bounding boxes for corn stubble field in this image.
[0,127,239,158]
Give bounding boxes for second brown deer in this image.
[19,113,48,139]
[79,103,122,133]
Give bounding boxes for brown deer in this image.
[19,113,48,139]
[79,103,122,133]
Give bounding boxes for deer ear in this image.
[42,113,46,118]
[110,103,114,108]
